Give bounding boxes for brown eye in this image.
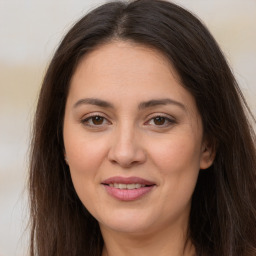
[153,116,166,125]
[91,116,104,125]
[81,115,110,127]
[146,115,175,128]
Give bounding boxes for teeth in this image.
[127,184,136,189]
[119,184,127,189]
[111,183,146,189]
[135,184,141,189]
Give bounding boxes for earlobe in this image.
[64,151,69,165]
[199,143,216,170]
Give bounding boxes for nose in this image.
[107,124,146,168]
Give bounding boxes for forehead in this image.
[68,41,197,114]
[70,41,181,94]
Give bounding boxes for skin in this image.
[63,41,214,256]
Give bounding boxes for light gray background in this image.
[0,0,255,255]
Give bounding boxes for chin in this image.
[97,209,160,235]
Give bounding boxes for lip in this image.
[102,176,155,186]
[101,176,156,201]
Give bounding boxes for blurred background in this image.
[0,0,255,255]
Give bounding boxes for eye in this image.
[146,115,175,127]
[81,115,111,127]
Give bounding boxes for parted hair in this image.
[29,0,256,255]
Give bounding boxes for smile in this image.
[102,176,156,201]
[108,183,146,189]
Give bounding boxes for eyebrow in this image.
[73,97,185,110]
[73,98,114,109]
[138,98,186,110]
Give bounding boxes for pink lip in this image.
[102,176,155,185]
[101,176,156,201]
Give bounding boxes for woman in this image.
[29,0,256,255]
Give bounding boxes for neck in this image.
[100,221,196,256]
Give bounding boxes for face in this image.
[63,41,213,236]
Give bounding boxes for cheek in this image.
[64,134,109,211]
[148,133,201,195]
[64,129,108,172]
[149,131,202,172]
[63,127,109,200]
[147,135,201,218]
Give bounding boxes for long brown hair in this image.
[29,0,256,255]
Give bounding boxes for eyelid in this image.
[80,112,176,128]
[144,113,176,127]
[81,111,109,119]
[80,112,112,127]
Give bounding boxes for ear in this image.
[63,150,69,165]
[199,139,216,170]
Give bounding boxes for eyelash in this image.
[145,115,176,127]
[81,114,111,127]
[81,114,176,128]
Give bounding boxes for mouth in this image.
[101,176,156,201]
[106,183,151,189]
